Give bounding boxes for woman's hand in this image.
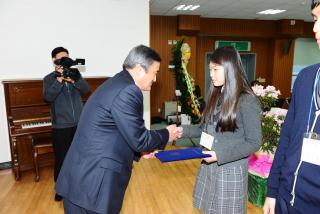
[202,150,217,163]
[141,151,158,159]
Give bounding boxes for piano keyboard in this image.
[21,121,52,129]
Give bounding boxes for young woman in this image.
[184,46,262,214]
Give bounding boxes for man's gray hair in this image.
[122,45,161,71]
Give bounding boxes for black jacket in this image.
[43,72,89,128]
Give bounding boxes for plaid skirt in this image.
[193,161,247,214]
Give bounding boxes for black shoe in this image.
[55,193,63,201]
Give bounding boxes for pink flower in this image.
[252,85,281,99]
[265,85,276,92]
[252,85,265,96]
[266,108,287,125]
[264,85,281,98]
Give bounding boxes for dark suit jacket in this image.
[55,70,169,214]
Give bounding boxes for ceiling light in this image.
[175,4,200,11]
[257,9,286,15]
[190,5,200,11]
[183,5,193,10]
[176,5,185,10]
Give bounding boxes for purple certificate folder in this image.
[155,147,211,163]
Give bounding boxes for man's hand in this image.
[263,197,276,214]
[141,151,158,159]
[202,150,216,163]
[166,125,183,142]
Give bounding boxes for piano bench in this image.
[31,133,53,182]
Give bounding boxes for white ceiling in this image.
[150,0,313,22]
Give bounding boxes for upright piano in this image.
[3,77,108,180]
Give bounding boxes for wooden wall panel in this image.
[200,18,277,38]
[303,22,314,37]
[277,20,304,37]
[150,16,176,118]
[178,15,200,35]
[150,16,313,118]
[150,16,197,117]
[200,18,313,38]
[271,39,295,98]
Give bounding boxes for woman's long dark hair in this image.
[202,46,255,132]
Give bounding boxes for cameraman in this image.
[43,47,89,201]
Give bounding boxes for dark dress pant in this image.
[52,126,77,181]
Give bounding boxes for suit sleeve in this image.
[111,85,169,153]
[267,78,298,198]
[214,95,262,165]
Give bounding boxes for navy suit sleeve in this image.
[267,77,298,198]
[111,85,169,153]
[133,152,142,162]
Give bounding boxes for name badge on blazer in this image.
[301,133,320,166]
[200,132,214,150]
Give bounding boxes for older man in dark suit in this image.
[55,45,182,214]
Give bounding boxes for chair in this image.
[31,133,53,182]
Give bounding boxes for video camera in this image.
[54,57,85,81]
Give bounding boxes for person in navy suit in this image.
[55,45,182,214]
[263,1,320,213]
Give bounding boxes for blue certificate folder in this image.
[155,147,211,163]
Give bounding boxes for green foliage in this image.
[260,96,278,112]
[253,85,286,153]
[261,116,281,153]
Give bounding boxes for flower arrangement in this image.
[248,85,287,207]
[252,85,281,111]
[261,108,287,153]
[249,85,287,178]
[252,85,286,153]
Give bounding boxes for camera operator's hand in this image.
[55,65,64,73]
[55,65,64,83]
[64,77,75,84]
[57,76,64,83]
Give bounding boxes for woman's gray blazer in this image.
[183,93,262,214]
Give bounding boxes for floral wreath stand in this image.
[171,39,202,124]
